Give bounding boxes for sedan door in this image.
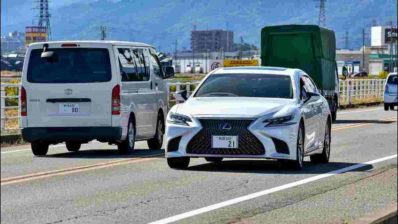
[300,76,319,152]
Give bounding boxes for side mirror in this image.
[175,90,187,102]
[301,90,319,102]
[164,66,175,79]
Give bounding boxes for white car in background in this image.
[384,72,397,111]
[165,67,332,170]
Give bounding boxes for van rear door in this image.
[24,44,116,127]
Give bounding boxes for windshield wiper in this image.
[202,92,238,97]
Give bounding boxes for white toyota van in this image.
[21,41,174,156]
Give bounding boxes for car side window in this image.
[149,53,163,78]
[117,48,138,82]
[132,48,150,81]
[302,76,316,93]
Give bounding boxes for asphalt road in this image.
[1,106,397,224]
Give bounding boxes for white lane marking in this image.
[338,107,381,115]
[149,154,397,224]
[1,141,101,155]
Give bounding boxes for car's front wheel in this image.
[66,142,81,152]
[384,103,389,111]
[310,120,331,163]
[31,142,49,156]
[167,157,190,169]
[118,118,135,153]
[281,124,304,170]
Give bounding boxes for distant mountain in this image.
[2,0,397,52]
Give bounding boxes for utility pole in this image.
[239,36,244,59]
[362,28,365,71]
[389,20,394,72]
[344,31,349,50]
[317,0,326,27]
[174,39,178,61]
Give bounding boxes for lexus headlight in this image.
[263,114,296,127]
[167,113,192,126]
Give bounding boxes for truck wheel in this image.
[147,114,164,150]
[384,103,389,111]
[167,157,190,169]
[118,118,135,153]
[31,142,49,156]
[331,111,337,122]
[66,142,81,152]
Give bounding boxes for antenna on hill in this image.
[100,26,107,40]
[317,0,326,27]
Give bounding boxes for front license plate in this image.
[212,136,238,149]
[59,103,80,114]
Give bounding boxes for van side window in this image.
[132,48,150,81]
[117,48,138,82]
[150,54,163,78]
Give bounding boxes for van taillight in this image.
[20,86,27,116]
[112,85,120,115]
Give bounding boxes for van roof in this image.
[213,66,298,75]
[29,40,153,48]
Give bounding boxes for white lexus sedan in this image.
[165,67,332,170]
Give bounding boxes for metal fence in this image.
[1,79,386,133]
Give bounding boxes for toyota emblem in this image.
[64,89,72,95]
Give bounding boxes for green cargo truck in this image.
[261,25,339,121]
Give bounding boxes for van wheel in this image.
[167,157,190,169]
[310,121,331,163]
[331,111,337,122]
[281,124,304,170]
[118,118,135,153]
[390,105,394,110]
[31,142,49,156]
[147,114,164,150]
[66,142,81,152]
[384,103,389,111]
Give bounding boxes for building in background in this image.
[191,29,234,53]
[336,47,370,76]
[25,26,48,46]
[369,26,397,75]
[1,31,25,53]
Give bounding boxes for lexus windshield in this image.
[194,74,294,99]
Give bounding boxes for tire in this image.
[205,157,223,163]
[310,121,331,163]
[384,103,389,111]
[390,105,394,110]
[281,124,304,170]
[31,142,49,156]
[66,142,81,152]
[331,111,337,122]
[118,118,135,153]
[167,157,190,169]
[147,114,164,150]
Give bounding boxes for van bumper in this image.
[21,127,122,143]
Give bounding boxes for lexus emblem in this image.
[219,122,232,131]
[64,89,72,95]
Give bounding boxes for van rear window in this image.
[387,75,398,85]
[27,48,111,83]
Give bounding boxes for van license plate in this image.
[59,104,80,114]
[212,136,238,149]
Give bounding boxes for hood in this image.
[174,97,297,118]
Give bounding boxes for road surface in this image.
[1,106,397,224]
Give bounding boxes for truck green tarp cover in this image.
[261,25,336,91]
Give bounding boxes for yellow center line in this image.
[1,154,163,186]
[332,117,397,131]
[2,116,396,186]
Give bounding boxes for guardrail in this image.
[1,79,386,134]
